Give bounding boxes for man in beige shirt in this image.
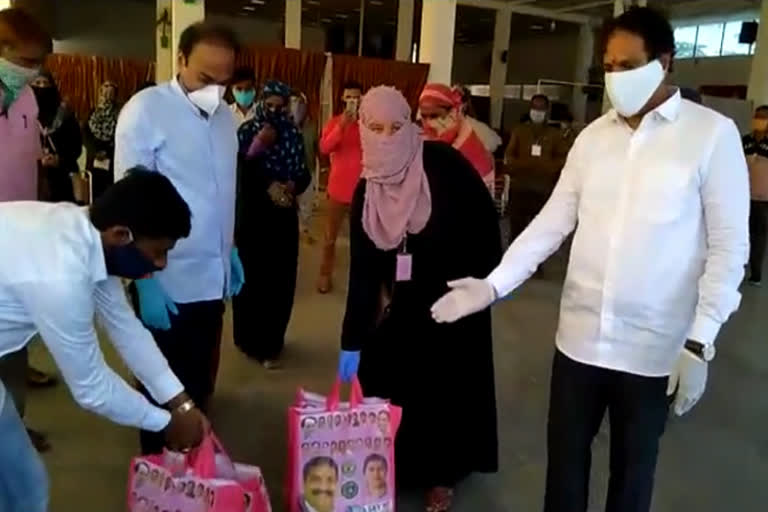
[503,94,571,242]
[743,105,768,285]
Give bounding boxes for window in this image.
[674,26,697,58]
[721,21,753,56]
[694,23,724,57]
[675,19,757,59]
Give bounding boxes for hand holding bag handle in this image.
[326,376,364,411]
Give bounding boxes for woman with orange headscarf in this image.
[418,83,495,193]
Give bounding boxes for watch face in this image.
[703,344,716,361]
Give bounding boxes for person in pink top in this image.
[0,7,54,458]
[317,81,364,293]
[418,83,495,194]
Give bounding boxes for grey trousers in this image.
[0,347,28,418]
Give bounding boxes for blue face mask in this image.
[0,57,39,109]
[233,89,255,108]
[105,242,162,280]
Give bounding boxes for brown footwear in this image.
[317,274,333,294]
[426,487,454,512]
[26,428,52,453]
[27,366,58,388]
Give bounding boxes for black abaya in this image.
[341,141,502,488]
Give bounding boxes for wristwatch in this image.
[684,339,716,362]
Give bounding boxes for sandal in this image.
[426,487,454,512]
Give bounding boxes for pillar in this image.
[285,0,301,50]
[748,0,768,107]
[395,0,415,61]
[489,6,511,130]
[171,0,205,77]
[156,0,173,82]
[419,0,457,84]
[573,23,594,124]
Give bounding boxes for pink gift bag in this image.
[126,433,271,512]
[286,377,402,512]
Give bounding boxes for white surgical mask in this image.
[188,84,225,116]
[529,109,547,124]
[604,59,665,117]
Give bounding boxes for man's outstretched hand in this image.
[431,278,497,324]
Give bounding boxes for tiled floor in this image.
[30,223,768,511]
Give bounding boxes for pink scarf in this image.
[360,86,432,251]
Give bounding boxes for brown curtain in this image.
[332,55,430,114]
[45,54,155,122]
[237,46,326,122]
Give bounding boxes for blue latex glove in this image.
[135,278,178,331]
[228,247,245,298]
[338,351,361,383]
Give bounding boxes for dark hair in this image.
[531,93,550,105]
[178,22,240,60]
[231,66,255,85]
[602,6,675,61]
[302,457,339,482]
[679,87,702,104]
[756,105,768,115]
[0,8,52,53]
[342,80,363,92]
[90,168,191,241]
[363,454,388,473]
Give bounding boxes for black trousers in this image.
[233,198,299,362]
[749,200,768,282]
[544,350,669,512]
[131,292,225,455]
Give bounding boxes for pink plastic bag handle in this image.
[185,432,236,479]
[326,376,364,411]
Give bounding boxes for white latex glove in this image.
[666,349,708,416]
[431,278,497,324]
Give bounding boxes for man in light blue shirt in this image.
[115,21,244,454]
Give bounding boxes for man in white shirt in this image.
[0,169,207,512]
[115,21,244,454]
[431,7,748,512]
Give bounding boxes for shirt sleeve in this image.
[687,119,750,345]
[13,278,171,432]
[114,95,158,180]
[487,135,582,298]
[93,277,183,405]
[319,117,343,155]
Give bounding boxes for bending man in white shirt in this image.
[0,169,208,512]
[431,7,749,512]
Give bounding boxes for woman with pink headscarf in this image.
[419,83,495,193]
[337,86,501,512]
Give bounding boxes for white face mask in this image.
[604,59,665,117]
[529,109,547,124]
[188,84,225,116]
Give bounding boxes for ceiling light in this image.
[307,0,320,4]
[370,0,384,5]
[531,24,544,30]
[321,17,333,23]
[335,13,349,19]
[250,0,266,4]
[243,5,256,11]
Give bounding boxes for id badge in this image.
[531,144,542,157]
[94,158,111,171]
[396,253,413,282]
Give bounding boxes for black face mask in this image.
[104,242,161,280]
[31,86,59,122]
